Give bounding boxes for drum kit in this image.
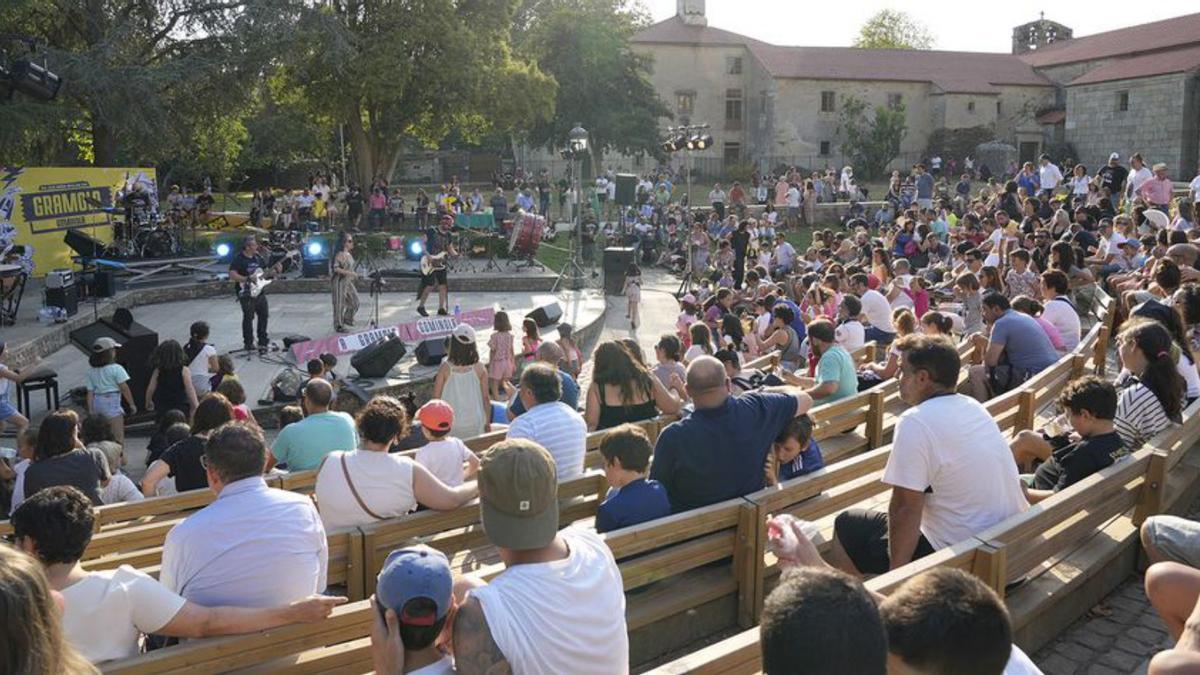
[443,210,546,274]
[111,205,183,259]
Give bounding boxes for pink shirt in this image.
[1035,316,1066,351]
[1139,176,1173,205]
[370,192,387,209]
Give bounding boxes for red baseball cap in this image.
[417,399,454,431]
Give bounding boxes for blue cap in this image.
[376,545,453,625]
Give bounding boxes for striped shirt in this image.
[506,401,587,480]
[1114,380,1176,450]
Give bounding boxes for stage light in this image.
[406,239,425,261]
[7,59,61,102]
[215,242,231,259]
[696,134,713,150]
[306,241,324,258]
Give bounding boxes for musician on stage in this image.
[416,214,457,317]
[229,236,281,353]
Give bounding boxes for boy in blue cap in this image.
[372,544,457,674]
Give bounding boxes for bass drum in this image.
[137,228,180,259]
[508,212,545,257]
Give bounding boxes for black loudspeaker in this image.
[414,337,447,367]
[69,314,159,411]
[614,173,638,207]
[525,302,563,328]
[92,270,116,298]
[45,285,78,316]
[282,335,311,349]
[603,247,635,295]
[63,228,108,259]
[351,335,407,378]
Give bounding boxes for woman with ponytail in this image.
[1115,320,1184,449]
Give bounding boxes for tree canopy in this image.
[853,10,935,50]
[837,96,907,179]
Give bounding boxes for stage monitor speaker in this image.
[92,270,116,298]
[45,284,78,316]
[603,247,635,295]
[63,228,108,259]
[351,335,407,378]
[68,314,158,411]
[525,302,563,328]
[614,173,638,207]
[282,335,311,349]
[414,337,448,367]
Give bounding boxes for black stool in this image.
[18,373,60,417]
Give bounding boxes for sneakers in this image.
[437,307,448,316]
[417,306,429,317]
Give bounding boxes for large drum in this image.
[508,212,545,257]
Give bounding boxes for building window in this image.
[819,141,831,156]
[967,101,976,113]
[887,93,903,110]
[820,91,836,113]
[725,88,743,129]
[1117,90,1129,112]
[676,91,695,116]
[997,100,1002,115]
[724,142,741,164]
[726,56,742,75]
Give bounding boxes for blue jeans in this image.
[863,325,896,345]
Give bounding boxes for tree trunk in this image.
[92,120,119,167]
[346,111,374,186]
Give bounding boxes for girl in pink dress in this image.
[487,311,515,400]
[521,317,541,363]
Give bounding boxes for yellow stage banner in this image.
[0,166,157,275]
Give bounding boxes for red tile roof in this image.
[1018,12,1200,67]
[1067,43,1200,85]
[1037,109,1066,124]
[632,17,1050,93]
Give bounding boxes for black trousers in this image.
[239,294,269,348]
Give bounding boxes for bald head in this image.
[302,378,333,410]
[536,341,564,364]
[1168,244,1198,266]
[686,356,730,409]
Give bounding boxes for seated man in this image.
[270,379,358,471]
[453,439,628,673]
[968,293,1059,402]
[505,363,587,481]
[1145,561,1200,674]
[831,335,1027,575]
[162,422,329,607]
[651,356,812,512]
[11,486,342,664]
[507,342,580,419]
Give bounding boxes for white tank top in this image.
[443,366,486,438]
[471,527,629,675]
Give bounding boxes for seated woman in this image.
[141,393,235,496]
[920,311,956,338]
[858,308,916,389]
[1011,320,1183,470]
[760,304,805,372]
[585,341,682,431]
[314,396,476,530]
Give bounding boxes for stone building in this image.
[626,2,1200,177]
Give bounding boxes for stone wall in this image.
[1066,73,1193,176]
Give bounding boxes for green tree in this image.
[515,0,670,172]
[853,9,934,50]
[285,0,555,184]
[836,96,907,179]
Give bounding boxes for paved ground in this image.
[1032,497,1200,673]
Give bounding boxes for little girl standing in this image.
[488,311,515,400]
[677,293,698,348]
[86,337,137,444]
[521,317,541,363]
[623,262,642,329]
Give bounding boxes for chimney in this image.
[678,0,707,27]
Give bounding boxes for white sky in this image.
[639,0,1200,53]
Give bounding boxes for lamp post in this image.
[560,123,589,291]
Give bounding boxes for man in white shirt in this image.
[506,363,586,481]
[827,335,1027,575]
[1188,165,1200,207]
[851,273,897,345]
[453,439,628,674]
[835,295,866,351]
[773,233,797,276]
[1126,153,1152,203]
[1037,154,1063,199]
[709,183,727,220]
[12,485,341,664]
[785,184,801,227]
[1039,270,1082,351]
[162,422,330,608]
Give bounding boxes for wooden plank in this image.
[864,389,885,449]
[972,544,1008,598]
[865,539,982,596]
[735,502,759,629]
[643,627,761,675]
[1133,451,1168,526]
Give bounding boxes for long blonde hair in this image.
[0,546,98,674]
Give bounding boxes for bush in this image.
[725,162,755,184]
[926,127,993,163]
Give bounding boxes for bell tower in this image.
[1012,12,1072,54]
[678,0,706,27]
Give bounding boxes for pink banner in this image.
[290,307,496,363]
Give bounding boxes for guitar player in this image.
[416,214,457,317]
[229,236,282,353]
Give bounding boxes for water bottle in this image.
[453,302,461,321]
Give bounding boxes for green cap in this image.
[478,439,559,550]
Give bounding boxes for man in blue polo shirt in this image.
[967,294,1059,401]
[507,342,579,419]
[651,356,813,512]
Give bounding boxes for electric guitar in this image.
[420,252,448,277]
[244,250,299,298]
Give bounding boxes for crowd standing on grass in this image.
[5,150,1200,673]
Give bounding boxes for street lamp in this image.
[554,123,589,291]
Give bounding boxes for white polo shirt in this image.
[506,401,587,480]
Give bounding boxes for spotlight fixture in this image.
[1,37,62,103]
[305,240,324,258]
[214,242,232,259]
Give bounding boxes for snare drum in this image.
[508,213,545,257]
[0,264,21,278]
